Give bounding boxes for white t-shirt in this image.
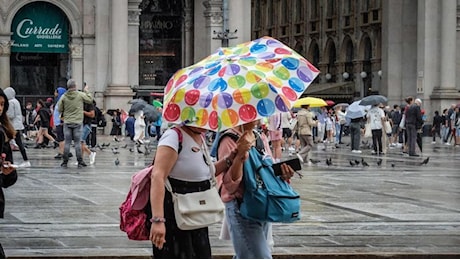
[368,106,385,130]
[158,128,214,182]
[280,112,292,128]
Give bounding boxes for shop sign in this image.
[11,2,69,53]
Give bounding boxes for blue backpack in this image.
[219,131,301,223]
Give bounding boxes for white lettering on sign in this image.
[16,19,62,39]
[140,20,174,30]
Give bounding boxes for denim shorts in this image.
[80,124,92,141]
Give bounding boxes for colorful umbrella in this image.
[162,36,320,131]
[293,97,328,108]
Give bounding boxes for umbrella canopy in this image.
[325,100,335,106]
[333,103,349,109]
[162,36,320,131]
[128,98,148,105]
[128,102,146,115]
[152,100,163,108]
[345,101,369,119]
[143,104,161,122]
[359,95,387,106]
[293,97,328,108]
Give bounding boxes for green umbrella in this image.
[152,100,163,108]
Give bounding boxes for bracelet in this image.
[150,216,166,223]
[225,157,233,169]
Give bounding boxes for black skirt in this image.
[145,177,212,259]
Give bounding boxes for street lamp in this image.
[360,71,367,78]
[342,72,350,80]
[378,70,382,78]
[325,73,332,80]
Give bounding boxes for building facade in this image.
[0,0,459,124]
[0,0,251,114]
[251,0,460,119]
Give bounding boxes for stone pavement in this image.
[1,135,459,258]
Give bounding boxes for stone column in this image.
[95,0,110,105]
[105,0,133,117]
[70,38,84,88]
[228,0,250,44]
[0,39,13,89]
[203,0,223,54]
[184,0,194,66]
[128,0,141,88]
[430,0,460,110]
[111,0,128,86]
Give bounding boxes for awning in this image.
[303,82,355,99]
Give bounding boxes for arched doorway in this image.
[10,1,71,102]
[360,36,372,97]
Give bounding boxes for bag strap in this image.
[165,133,216,194]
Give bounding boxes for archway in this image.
[10,1,72,102]
[359,35,372,96]
[340,36,354,82]
[324,38,337,82]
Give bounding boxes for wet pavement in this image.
[1,135,459,258]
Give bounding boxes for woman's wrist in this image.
[150,216,166,223]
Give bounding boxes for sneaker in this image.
[89,152,96,165]
[431,141,436,144]
[371,151,377,155]
[54,153,62,159]
[351,150,362,154]
[288,146,295,152]
[60,162,68,168]
[74,162,79,166]
[78,161,87,168]
[19,161,31,168]
[296,153,304,164]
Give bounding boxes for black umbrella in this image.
[359,95,388,106]
[128,98,148,105]
[128,102,146,115]
[143,104,160,122]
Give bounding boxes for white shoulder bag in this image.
[165,140,224,230]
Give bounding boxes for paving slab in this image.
[0,136,459,258]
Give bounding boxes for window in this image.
[327,0,335,17]
[311,0,319,19]
[294,0,303,23]
[281,0,288,24]
[267,0,274,27]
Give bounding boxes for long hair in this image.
[0,88,16,139]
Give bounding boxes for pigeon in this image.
[137,147,143,154]
[391,163,395,168]
[105,143,110,147]
[354,159,360,165]
[420,157,430,165]
[129,148,134,153]
[349,160,356,166]
[310,159,320,164]
[115,158,120,166]
[376,158,383,166]
[326,157,332,166]
[144,146,150,156]
[96,144,105,151]
[112,148,119,154]
[361,158,369,167]
[121,144,128,149]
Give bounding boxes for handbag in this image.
[165,140,224,230]
[384,121,392,134]
[364,122,372,138]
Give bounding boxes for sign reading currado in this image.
[11,2,69,53]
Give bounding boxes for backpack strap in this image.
[216,129,265,160]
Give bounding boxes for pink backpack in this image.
[119,128,183,240]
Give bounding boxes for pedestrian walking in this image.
[57,79,93,168]
[80,101,96,165]
[405,98,423,156]
[110,110,122,141]
[268,112,283,162]
[34,100,57,149]
[367,104,385,155]
[148,124,247,258]
[4,87,30,167]
[0,88,18,259]
[431,111,443,144]
[53,87,68,159]
[133,110,145,144]
[293,104,317,164]
[216,120,295,258]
